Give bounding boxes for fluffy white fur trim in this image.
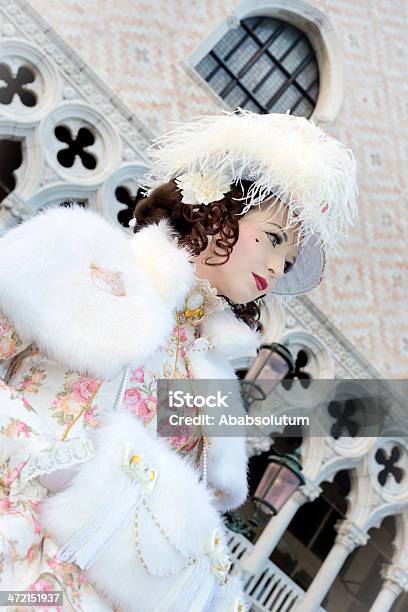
[187,347,249,512]
[41,411,225,612]
[129,219,195,311]
[207,431,249,513]
[188,309,260,511]
[200,308,261,360]
[143,110,358,253]
[0,207,195,380]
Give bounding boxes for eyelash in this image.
[266,232,282,247]
[266,233,293,274]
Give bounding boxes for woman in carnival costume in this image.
[0,110,357,611]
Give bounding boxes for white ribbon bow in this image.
[205,529,232,584]
[121,441,158,496]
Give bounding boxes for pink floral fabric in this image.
[0,314,26,360]
[16,363,47,395]
[51,373,102,430]
[0,311,210,609]
[122,321,202,455]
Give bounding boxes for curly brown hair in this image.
[133,179,263,329]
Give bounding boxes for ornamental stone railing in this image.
[226,530,326,612]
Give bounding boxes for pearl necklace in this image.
[201,435,208,486]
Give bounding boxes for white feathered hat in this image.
[142,110,358,296]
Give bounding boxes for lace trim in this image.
[9,477,48,503]
[193,277,229,312]
[17,437,95,491]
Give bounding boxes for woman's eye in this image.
[266,232,282,247]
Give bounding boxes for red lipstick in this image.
[252,273,268,291]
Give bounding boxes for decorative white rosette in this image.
[175,170,231,205]
[205,529,232,583]
[121,441,158,496]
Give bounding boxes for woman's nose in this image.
[268,256,285,279]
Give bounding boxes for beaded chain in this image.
[134,497,198,577]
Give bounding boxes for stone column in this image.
[239,482,321,576]
[293,519,369,612]
[370,564,408,612]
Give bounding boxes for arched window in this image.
[187,1,344,126]
[195,16,319,117]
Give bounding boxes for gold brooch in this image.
[178,278,227,326]
[183,306,204,320]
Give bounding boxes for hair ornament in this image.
[175,170,231,206]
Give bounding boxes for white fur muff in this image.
[41,411,227,611]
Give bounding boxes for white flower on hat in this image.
[175,170,231,206]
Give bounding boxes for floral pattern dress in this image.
[0,281,228,611]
